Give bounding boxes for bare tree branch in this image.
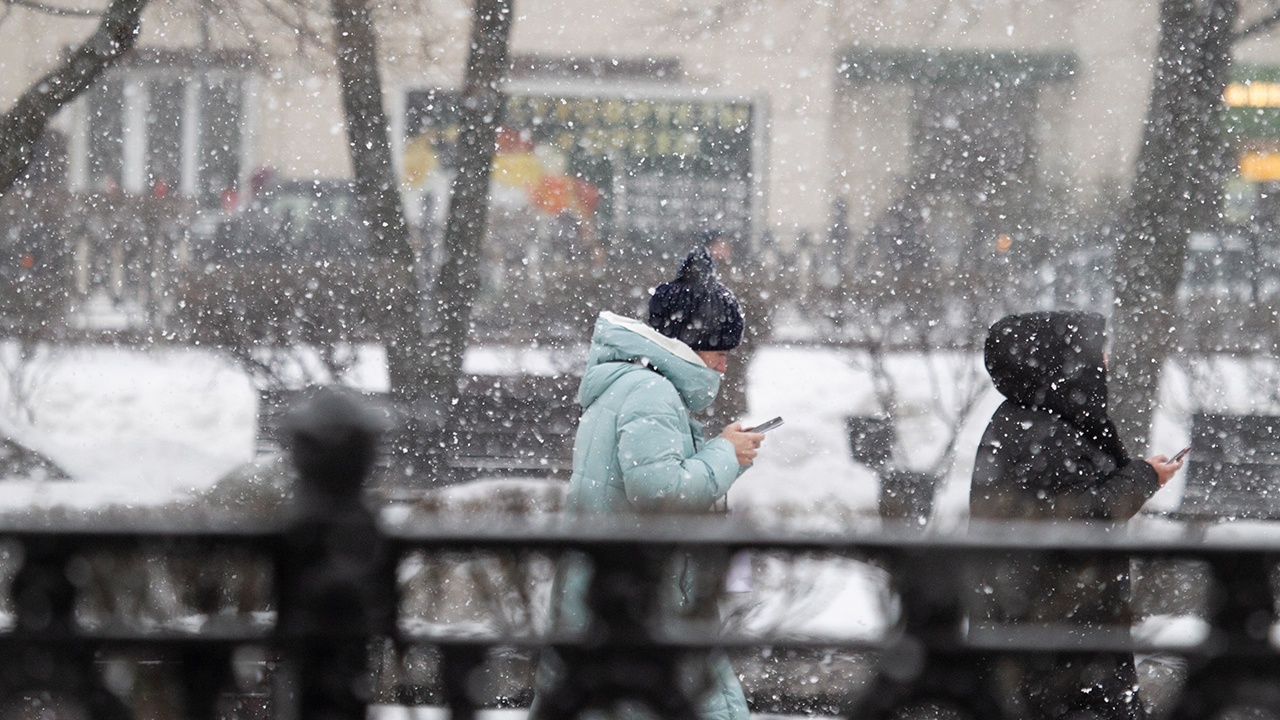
[0,0,148,194]
[248,0,332,54]
[651,0,755,40]
[5,0,101,18]
[221,0,271,60]
[1236,5,1280,40]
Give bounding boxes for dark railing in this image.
[5,388,1280,719]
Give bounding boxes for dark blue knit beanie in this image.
[648,247,744,351]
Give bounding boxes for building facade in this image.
[5,0,1280,328]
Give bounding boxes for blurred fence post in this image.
[8,535,134,720]
[843,549,1002,719]
[278,388,395,720]
[530,544,701,720]
[1169,551,1280,719]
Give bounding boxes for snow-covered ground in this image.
[738,345,1196,524]
[0,345,256,510]
[6,339,1279,519]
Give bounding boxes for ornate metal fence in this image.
[3,389,1280,719]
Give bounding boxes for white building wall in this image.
[825,0,1162,233]
[831,82,913,232]
[256,70,353,180]
[7,0,1270,246]
[1063,0,1160,206]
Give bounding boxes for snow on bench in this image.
[257,374,580,481]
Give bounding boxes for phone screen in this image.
[750,417,784,433]
[1171,445,1192,463]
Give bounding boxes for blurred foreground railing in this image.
[4,389,1280,719]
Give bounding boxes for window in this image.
[71,52,252,208]
[909,77,1039,268]
[842,48,1077,272]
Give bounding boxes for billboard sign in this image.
[402,87,760,253]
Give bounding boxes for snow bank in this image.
[735,346,1197,525]
[0,344,255,510]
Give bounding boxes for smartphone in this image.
[1170,445,1192,463]
[748,416,784,433]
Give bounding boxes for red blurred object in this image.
[571,178,600,216]
[152,181,168,199]
[251,167,277,194]
[496,127,534,155]
[531,176,572,214]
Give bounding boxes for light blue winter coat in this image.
[533,311,749,720]
[566,311,742,517]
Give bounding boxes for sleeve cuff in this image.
[1126,458,1160,495]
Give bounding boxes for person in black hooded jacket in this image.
[970,311,1182,720]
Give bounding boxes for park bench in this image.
[257,373,580,482]
[445,373,580,476]
[1175,412,1280,520]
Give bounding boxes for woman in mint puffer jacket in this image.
[530,247,764,720]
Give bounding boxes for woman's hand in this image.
[1145,454,1184,488]
[720,422,765,467]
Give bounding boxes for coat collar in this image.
[579,312,720,413]
[597,311,707,367]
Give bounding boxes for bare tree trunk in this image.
[325,0,513,484]
[416,0,513,477]
[1110,0,1236,453]
[0,0,148,193]
[329,0,425,399]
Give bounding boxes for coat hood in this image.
[578,311,721,413]
[984,311,1127,461]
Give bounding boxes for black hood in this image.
[984,311,1128,462]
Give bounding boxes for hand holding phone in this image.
[747,416,784,433]
[722,419,776,466]
[1170,445,1192,463]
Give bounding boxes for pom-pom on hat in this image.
[648,247,744,351]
